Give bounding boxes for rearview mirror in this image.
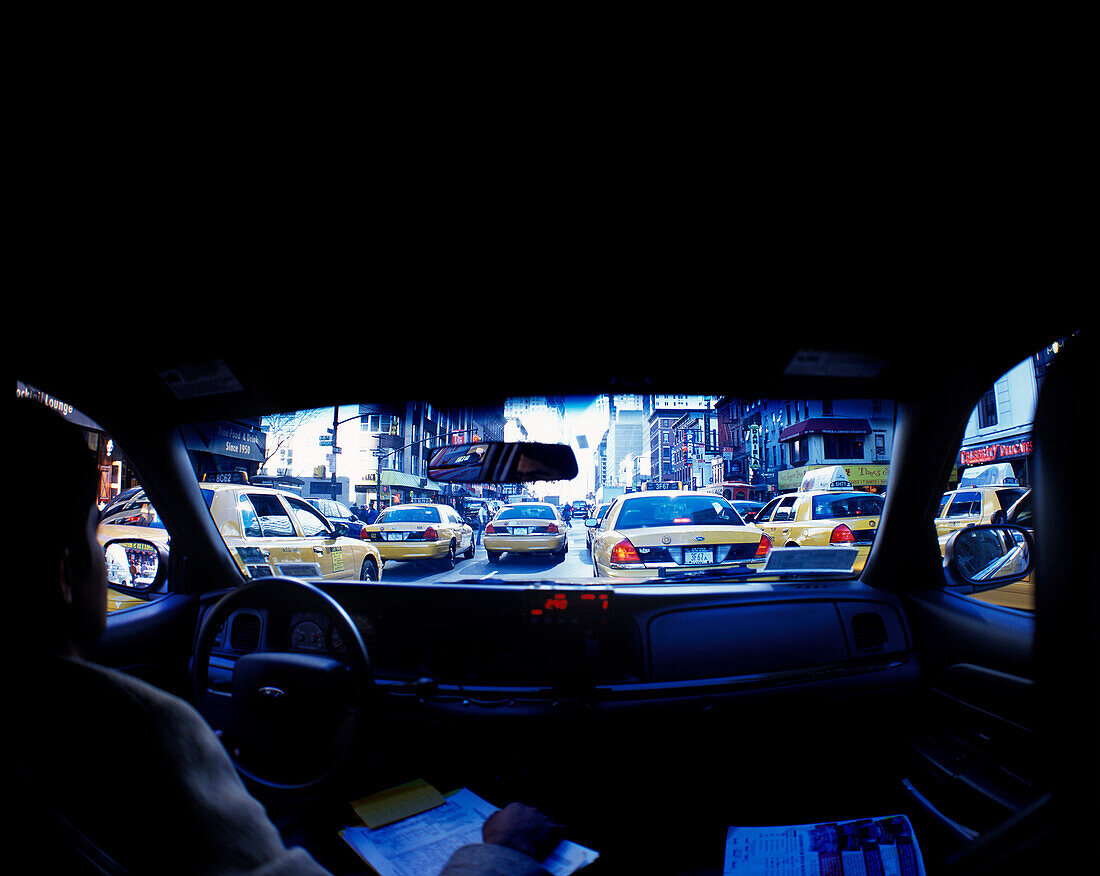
[103,538,168,594]
[428,442,579,484]
[945,524,1033,586]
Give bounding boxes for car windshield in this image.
[71,335,1071,604]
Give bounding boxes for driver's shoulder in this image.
[43,656,206,740]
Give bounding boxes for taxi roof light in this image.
[201,470,250,485]
[799,465,852,492]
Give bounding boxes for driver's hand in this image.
[482,802,564,860]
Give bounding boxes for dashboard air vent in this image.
[230,613,262,652]
[852,612,887,652]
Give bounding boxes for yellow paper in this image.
[351,778,447,829]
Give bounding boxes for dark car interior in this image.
[15,315,1092,874]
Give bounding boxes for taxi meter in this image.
[523,587,616,680]
[524,587,612,629]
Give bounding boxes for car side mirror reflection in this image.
[946,524,1033,586]
[428,442,579,484]
[103,538,169,594]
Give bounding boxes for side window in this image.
[756,497,782,523]
[943,333,1077,612]
[772,496,798,522]
[286,496,331,538]
[935,493,951,519]
[246,493,296,537]
[946,492,981,518]
[238,494,263,538]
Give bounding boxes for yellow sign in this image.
[780,464,889,491]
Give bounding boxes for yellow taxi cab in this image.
[199,474,383,581]
[751,466,882,573]
[590,490,770,579]
[362,501,475,569]
[934,462,1028,555]
[483,502,568,562]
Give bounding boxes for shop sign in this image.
[780,463,889,491]
[215,423,264,461]
[960,439,1032,467]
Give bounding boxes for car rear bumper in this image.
[484,534,566,554]
[375,541,451,561]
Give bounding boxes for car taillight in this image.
[755,533,772,558]
[359,528,369,540]
[546,523,559,534]
[830,524,855,544]
[611,539,642,564]
[485,523,497,534]
[424,526,438,540]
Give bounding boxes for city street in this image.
[377,521,595,584]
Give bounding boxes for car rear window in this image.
[497,505,556,521]
[378,507,441,523]
[615,495,745,529]
[995,488,1027,510]
[811,493,883,520]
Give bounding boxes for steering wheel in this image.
[193,577,372,793]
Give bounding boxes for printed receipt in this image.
[724,815,926,876]
[341,788,599,876]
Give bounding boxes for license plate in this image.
[684,547,713,565]
[512,527,529,536]
[385,532,405,541]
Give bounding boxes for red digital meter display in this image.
[525,589,612,626]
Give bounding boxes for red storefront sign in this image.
[960,439,1032,466]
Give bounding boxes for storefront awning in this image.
[779,418,871,442]
[356,470,442,493]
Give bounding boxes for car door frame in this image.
[861,365,1050,869]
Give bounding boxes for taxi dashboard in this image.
[201,577,916,719]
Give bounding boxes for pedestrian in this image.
[562,502,572,528]
[476,502,489,545]
[365,500,378,525]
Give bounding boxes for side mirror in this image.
[945,524,1033,588]
[103,538,168,595]
[428,442,579,484]
[329,522,349,537]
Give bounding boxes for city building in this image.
[717,397,895,498]
[953,337,1070,488]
